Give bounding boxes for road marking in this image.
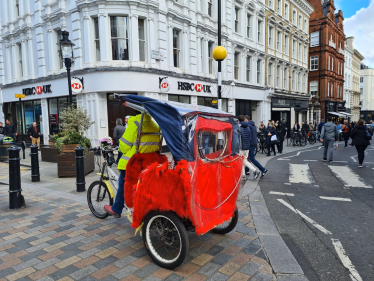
[332,161,348,163]
[318,146,322,150]
[270,191,294,196]
[329,166,371,188]
[289,164,315,184]
[319,196,352,202]
[277,199,332,235]
[331,238,363,281]
[284,183,291,185]
[303,160,317,161]
[277,158,290,161]
[350,156,357,163]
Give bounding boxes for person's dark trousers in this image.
[323,139,334,161]
[355,145,368,164]
[343,136,349,147]
[116,151,123,164]
[249,146,265,172]
[267,144,276,156]
[8,134,16,143]
[111,170,126,214]
[277,141,284,153]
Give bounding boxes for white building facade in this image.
[360,64,374,123]
[344,37,353,117]
[0,0,270,145]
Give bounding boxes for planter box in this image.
[57,151,95,178]
[41,147,59,163]
[49,141,56,147]
[61,144,80,154]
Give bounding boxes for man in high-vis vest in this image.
[104,114,160,217]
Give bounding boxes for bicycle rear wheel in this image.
[87,181,113,219]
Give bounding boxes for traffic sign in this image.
[15,94,25,98]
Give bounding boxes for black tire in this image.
[211,208,239,234]
[87,180,113,219]
[143,211,189,269]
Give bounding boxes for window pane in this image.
[24,101,34,133]
[168,95,179,102]
[110,16,128,38]
[179,96,190,104]
[111,39,129,60]
[94,18,100,61]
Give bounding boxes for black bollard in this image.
[21,141,26,159]
[75,146,86,192]
[8,145,25,209]
[30,145,40,182]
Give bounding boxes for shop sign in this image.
[294,105,301,112]
[22,85,52,96]
[159,77,170,92]
[177,82,211,93]
[71,79,83,93]
[50,114,58,124]
[15,94,25,98]
[272,98,291,107]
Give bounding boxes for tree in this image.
[59,106,94,135]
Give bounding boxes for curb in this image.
[243,144,319,280]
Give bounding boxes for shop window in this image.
[48,96,77,135]
[110,16,129,60]
[198,97,228,112]
[138,18,146,62]
[168,95,190,104]
[94,17,100,61]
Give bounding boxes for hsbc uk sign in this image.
[177,82,211,93]
[22,85,52,96]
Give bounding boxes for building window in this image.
[304,46,307,62]
[268,63,272,86]
[310,81,318,96]
[173,29,181,68]
[332,57,334,71]
[360,77,364,83]
[310,32,319,47]
[138,18,146,62]
[110,16,129,60]
[284,68,288,89]
[18,43,23,77]
[257,20,261,43]
[298,43,302,60]
[277,0,281,14]
[292,40,296,57]
[56,30,64,69]
[16,0,20,17]
[304,19,307,32]
[200,38,204,72]
[284,3,289,20]
[269,27,273,47]
[291,70,295,90]
[292,10,296,25]
[234,8,239,33]
[208,41,214,74]
[310,56,318,71]
[93,18,100,61]
[247,14,251,38]
[303,75,306,93]
[297,73,301,91]
[268,0,273,9]
[208,0,213,17]
[299,15,302,29]
[234,52,240,80]
[328,82,330,96]
[257,59,261,84]
[331,83,333,97]
[277,31,281,51]
[168,95,190,104]
[276,65,280,87]
[246,56,251,82]
[284,34,289,54]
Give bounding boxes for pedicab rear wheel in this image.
[211,207,239,234]
[143,211,189,269]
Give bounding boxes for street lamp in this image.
[212,0,227,111]
[58,31,75,107]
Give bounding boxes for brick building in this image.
[307,0,346,122]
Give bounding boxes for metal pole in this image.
[75,146,86,192]
[30,144,40,182]
[19,98,22,141]
[8,145,25,209]
[217,0,222,111]
[65,58,73,107]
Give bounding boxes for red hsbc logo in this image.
[161,82,169,89]
[72,83,82,90]
[195,84,203,92]
[35,86,43,94]
[159,77,170,92]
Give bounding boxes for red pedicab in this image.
[98,94,243,269]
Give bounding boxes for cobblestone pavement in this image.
[0,163,29,181]
[0,184,276,281]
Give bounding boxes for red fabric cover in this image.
[124,152,168,208]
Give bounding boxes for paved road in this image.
[260,143,374,281]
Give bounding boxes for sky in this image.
[338,0,374,67]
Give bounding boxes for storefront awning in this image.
[328,112,341,117]
[340,112,353,117]
[328,112,347,118]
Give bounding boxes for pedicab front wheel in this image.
[87,181,113,219]
[143,211,189,269]
[211,207,239,234]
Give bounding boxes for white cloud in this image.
[344,0,374,67]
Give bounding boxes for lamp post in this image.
[57,31,75,107]
[212,0,227,111]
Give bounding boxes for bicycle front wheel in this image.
[87,180,114,219]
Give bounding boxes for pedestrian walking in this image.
[350,119,373,168]
[341,120,351,148]
[318,119,325,133]
[4,119,17,143]
[238,115,259,180]
[276,122,286,154]
[293,122,300,132]
[309,122,314,132]
[113,118,127,164]
[0,122,4,135]
[247,118,268,179]
[265,124,277,157]
[28,122,41,149]
[320,117,339,163]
